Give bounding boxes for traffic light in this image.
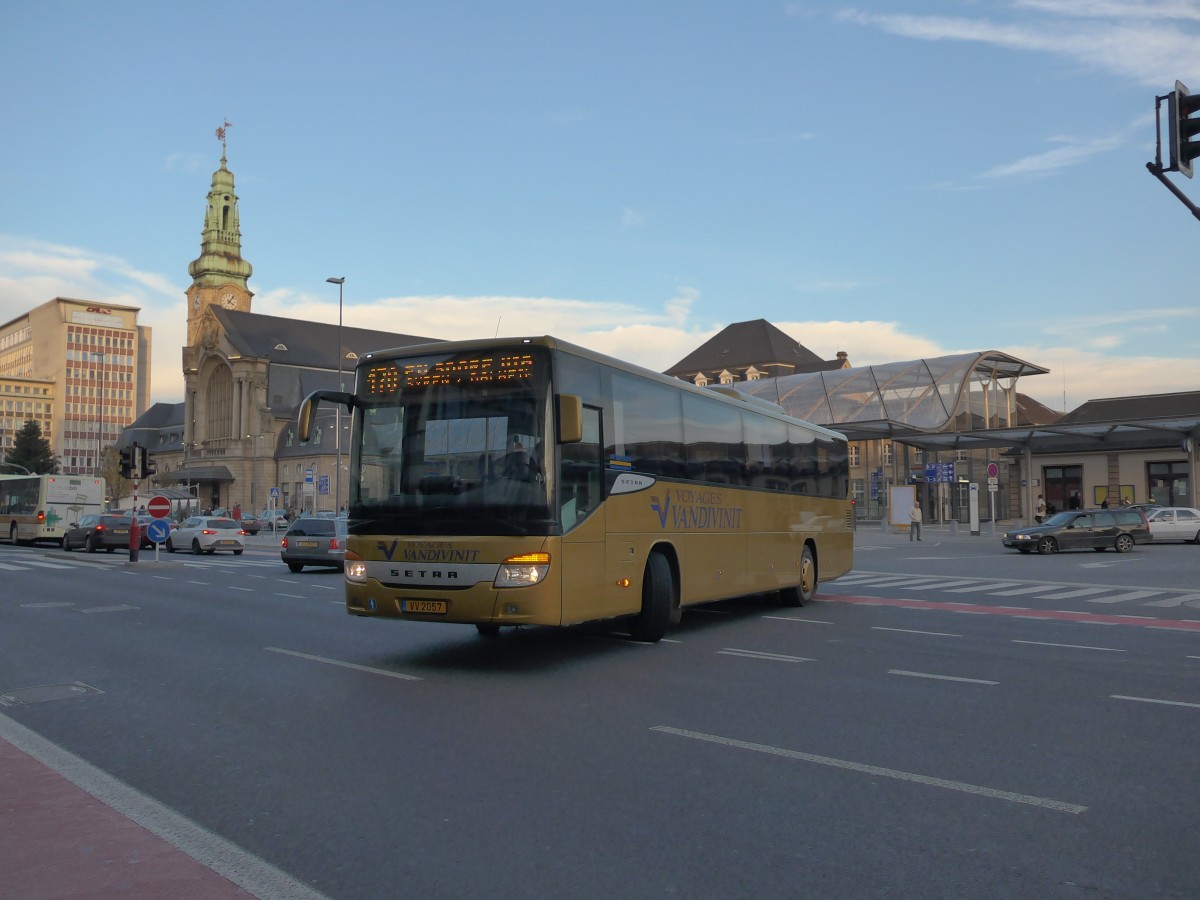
[142,448,157,478]
[119,444,134,479]
[1169,80,1200,178]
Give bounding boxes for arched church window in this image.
[205,365,233,440]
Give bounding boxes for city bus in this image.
[0,473,107,545]
[298,336,853,642]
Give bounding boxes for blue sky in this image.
[2,1,1198,413]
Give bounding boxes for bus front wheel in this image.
[780,545,816,607]
[628,552,673,643]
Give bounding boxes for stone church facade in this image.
[125,147,432,515]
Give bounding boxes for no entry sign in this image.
[147,495,171,518]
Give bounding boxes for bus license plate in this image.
[403,599,447,615]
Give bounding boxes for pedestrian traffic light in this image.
[119,444,134,479]
[1169,80,1200,178]
[142,448,157,478]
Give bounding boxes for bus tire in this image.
[780,544,816,607]
[628,552,673,643]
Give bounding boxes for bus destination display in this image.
[364,353,536,396]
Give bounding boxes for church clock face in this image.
[220,292,237,309]
[192,294,201,310]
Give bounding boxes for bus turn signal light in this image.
[494,552,550,588]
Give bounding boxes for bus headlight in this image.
[345,551,367,583]
[494,552,550,588]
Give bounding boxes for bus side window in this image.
[561,407,602,531]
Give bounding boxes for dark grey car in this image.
[63,514,133,553]
[280,517,348,572]
[1002,508,1152,554]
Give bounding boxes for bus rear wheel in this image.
[779,545,816,607]
[628,552,673,643]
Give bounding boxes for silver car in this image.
[1145,506,1200,543]
[280,517,347,572]
[167,516,246,555]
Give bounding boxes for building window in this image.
[849,445,861,466]
[205,365,233,439]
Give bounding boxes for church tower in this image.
[186,127,253,345]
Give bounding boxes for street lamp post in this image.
[326,276,346,514]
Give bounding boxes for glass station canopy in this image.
[731,351,1049,441]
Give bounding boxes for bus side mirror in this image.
[557,394,583,444]
[298,389,354,443]
[298,394,318,443]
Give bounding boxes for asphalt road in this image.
[2,527,1198,899]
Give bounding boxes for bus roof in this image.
[358,335,849,443]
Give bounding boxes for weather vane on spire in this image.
[215,118,233,149]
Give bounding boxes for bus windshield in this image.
[350,347,553,535]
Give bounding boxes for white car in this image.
[167,516,246,555]
[1145,507,1200,544]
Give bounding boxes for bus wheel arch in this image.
[628,546,677,642]
[780,541,817,607]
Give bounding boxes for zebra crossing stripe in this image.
[1084,591,1160,604]
[1035,587,1115,600]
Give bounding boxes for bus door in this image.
[560,406,610,623]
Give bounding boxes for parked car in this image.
[258,510,289,529]
[280,516,348,572]
[1002,508,1152,554]
[1145,506,1200,543]
[63,514,133,553]
[238,513,261,535]
[167,516,246,555]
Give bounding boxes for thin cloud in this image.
[1014,1,1200,21]
[620,207,648,228]
[981,133,1124,177]
[834,7,1200,86]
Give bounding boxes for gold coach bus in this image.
[298,336,852,642]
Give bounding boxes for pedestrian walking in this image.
[1036,494,1046,524]
[909,499,923,541]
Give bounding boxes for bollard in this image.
[128,517,140,562]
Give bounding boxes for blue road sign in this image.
[319,475,329,495]
[146,519,171,544]
[270,486,280,499]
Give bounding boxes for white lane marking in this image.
[763,615,834,625]
[229,586,254,592]
[898,579,964,589]
[651,726,1085,814]
[276,593,305,599]
[989,584,1058,596]
[1143,593,1200,607]
[1082,590,1159,604]
[0,562,26,570]
[945,582,1022,593]
[913,580,987,590]
[718,649,815,663]
[1035,587,1115,600]
[1112,695,1200,709]
[852,577,939,587]
[873,626,962,637]
[265,646,421,681]
[186,580,208,586]
[0,712,332,899]
[79,605,139,614]
[17,559,77,570]
[1012,640,1124,652]
[888,669,998,685]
